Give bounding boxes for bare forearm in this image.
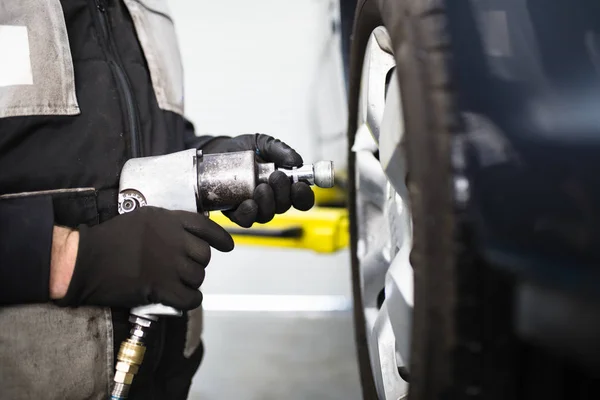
[49,226,79,300]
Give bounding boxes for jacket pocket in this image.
[0,0,80,119]
[124,0,185,115]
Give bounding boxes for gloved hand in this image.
[56,207,234,310]
[202,133,315,227]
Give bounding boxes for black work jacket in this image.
[0,0,212,303]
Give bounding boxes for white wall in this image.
[169,0,348,167]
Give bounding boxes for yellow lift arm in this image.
[210,187,350,253]
[209,187,349,253]
[210,206,348,254]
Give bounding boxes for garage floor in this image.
[191,311,360,400]
[187,248,361,400]
[169,1,361,399]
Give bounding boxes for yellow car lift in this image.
[210,186,349,254]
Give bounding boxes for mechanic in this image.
[0,1,314,399]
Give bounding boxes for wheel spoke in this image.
[369,302,409,399]
[357,27,396,142]
[380,71,409,201]
[355,151,387,211]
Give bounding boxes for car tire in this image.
[346,1,518,399]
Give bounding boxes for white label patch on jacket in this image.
[0,0,80,119]
[0,26,33,87]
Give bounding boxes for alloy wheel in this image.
[352,26,413,400]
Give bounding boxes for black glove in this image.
[56,207,234,310]
[202,134,315,227]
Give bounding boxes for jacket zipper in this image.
[91,0,143,158]
[91,0,163,372]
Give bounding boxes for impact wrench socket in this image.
[111,149,335,398]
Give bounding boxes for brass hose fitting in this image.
[111,316,156,399]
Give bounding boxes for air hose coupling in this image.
[111,315,155,399]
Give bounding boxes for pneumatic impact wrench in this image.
[110,149,334,398]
